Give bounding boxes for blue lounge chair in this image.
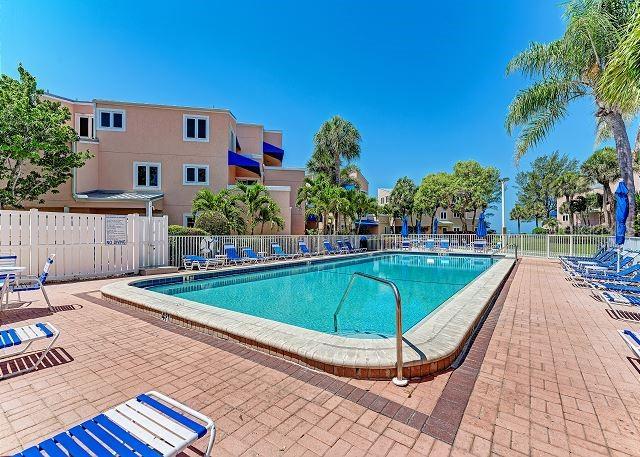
[323,240,340,254]
[563,250,618,270]
[224,244,256,264]
[0,255,18,306]
[439,239,450,250]
[589,280,640,294]
[344,240,365,253]
[242,247,273,262]
[298,240,316,256]
[335,240,351,254]
[182,255,220,270]
[1,322,59,379]
[570,264,640,283]
[271,243,300,259]
[569,255,633,274]
[473,240,487,252]
[619,329,640,358]
[9,255,55,310]
[13,390,216,457]
[401,239,411,250]
[425,239,435,250]
[597,290,640,306]
[560,246,610,262]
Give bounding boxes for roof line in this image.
[94,98,237,119]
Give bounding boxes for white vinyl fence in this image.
[0,209,168,281]
[168,233,621,266]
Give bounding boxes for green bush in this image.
[168,225,209,236]
[194,210,230,235]
[575,225,610,235]
[532,227,548,234]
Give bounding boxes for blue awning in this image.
[263,141,284,161]
[228,150,261,175]
[355,220,379,226]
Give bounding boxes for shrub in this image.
[168,225,208,236]
[194,210,230,235]
[532,227,548,234]
[575,225,610,235]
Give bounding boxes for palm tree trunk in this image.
[601,183,612,229]
[517,219,521,234]
[602,110,636,233]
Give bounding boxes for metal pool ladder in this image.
[333,272,408,387]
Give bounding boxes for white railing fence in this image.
[168,233,622,266]
[0,209,168,281]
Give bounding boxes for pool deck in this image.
[1,257,640,456]
[101,252,514,379]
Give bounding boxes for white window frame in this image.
[182,164,209,185]
[229,127,236,151]
[97,108,126,131]
[183,213,195,227]
[183,114,209,142]
[440,210,447,220]
[75,113,94,139]
[133,162,161,189]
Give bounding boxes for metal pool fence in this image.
[168,233,626,267]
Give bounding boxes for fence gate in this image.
[0,209,168,281]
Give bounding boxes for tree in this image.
[515,152,578,221]
[256,200,284,234]
[389,177,417,227]
[505,0,639,232]
[234,182,275,235]
[194,210,231,235]
[450,161,500,231]
[296,174,333,234]
[555,171,588,234]
[0,64,92,208]
[414,172,454,223]
[509,204,531,233]
[581,147,620,229]
[347,190,379,234]
[192,188,244,233]
[308,116,361,184]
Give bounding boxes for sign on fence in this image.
[0,209,168,281]
[105,215,128,245]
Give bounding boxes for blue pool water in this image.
[147,253,495,338]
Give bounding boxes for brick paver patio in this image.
[1,258,639,456]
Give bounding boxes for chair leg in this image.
[40,284,52,310]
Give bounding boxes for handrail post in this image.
[333,271,408,387]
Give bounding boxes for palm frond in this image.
[506,40,568,77]
[515,104,568,161]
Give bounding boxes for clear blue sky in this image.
[0,1,618,232]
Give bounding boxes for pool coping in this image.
[101,251,515,379]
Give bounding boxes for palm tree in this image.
[506,0,638,230]
[509,204,530,233]
[555,171,589,234]
[296,174,332,234]
[581,147,620,229]
[308,116,361,184]
[233,182,273,235]
[191,188,244,233]
[257,200,285,234]
[347,190,379,234]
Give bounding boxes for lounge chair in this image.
[569,264,640,283]
[568,255,633,274]
[182,255,220,270]
[13,390,216,457]
[298,240,317,256]
[596,290,640,306]
[9,255,55,310]
[473,240,487,252]
[425,239,435,250]
[323,240,341,255]
[271,243,300,259]
[439,239,450,251]
[242,247,273,262]
[560,246,609,262]
[589,280,640,294]
[224,244,257,264]
[401,240,411,250]
[562,250,618,270]
[344,240,365,253]
[619,329,640,358]
[336,240,353,254]
[1,322,59,379]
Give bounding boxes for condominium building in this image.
[31,93,306,234]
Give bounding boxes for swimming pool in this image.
[145,253,495,338]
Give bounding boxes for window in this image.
[76,114,94,139]
[453,211,461,218]
[97,109,126,131]
[453,227,461,233]
[228,128,236,151]
[183,115,209,141]
[183,164,209,185]
[133,162,161,189]
[183,214,195,227]
[562,214,569,222]
[440,210,447,220]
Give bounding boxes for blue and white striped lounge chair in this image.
[182,255,220,270]
[570,264,640,283]
[224,244,256,264]
[401,239,411,250]
[9,255,55,310]
[1,322,59,379]
[563,250,619,270]
[335,240,352,254]
[242,247,273,262]
[298,240,316,256]
[344,240,365,253]
[560,246,610,263]
[439,239,450,251]
[323,240,341,255]
[12,390,216,457]
[0,255,18,306]
[596,290,640,306]
[619,329,640,359]
[473,240,487,252]
[271,243,300,259]
[568,255,633,275]
[425,239,435,250]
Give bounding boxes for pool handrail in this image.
[333,271,408,387]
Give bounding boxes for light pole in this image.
[500,177,510,247]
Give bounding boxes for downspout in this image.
[72,141,79,200]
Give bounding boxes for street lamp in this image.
[500,177,510,246]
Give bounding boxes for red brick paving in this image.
[1,258,639,456]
